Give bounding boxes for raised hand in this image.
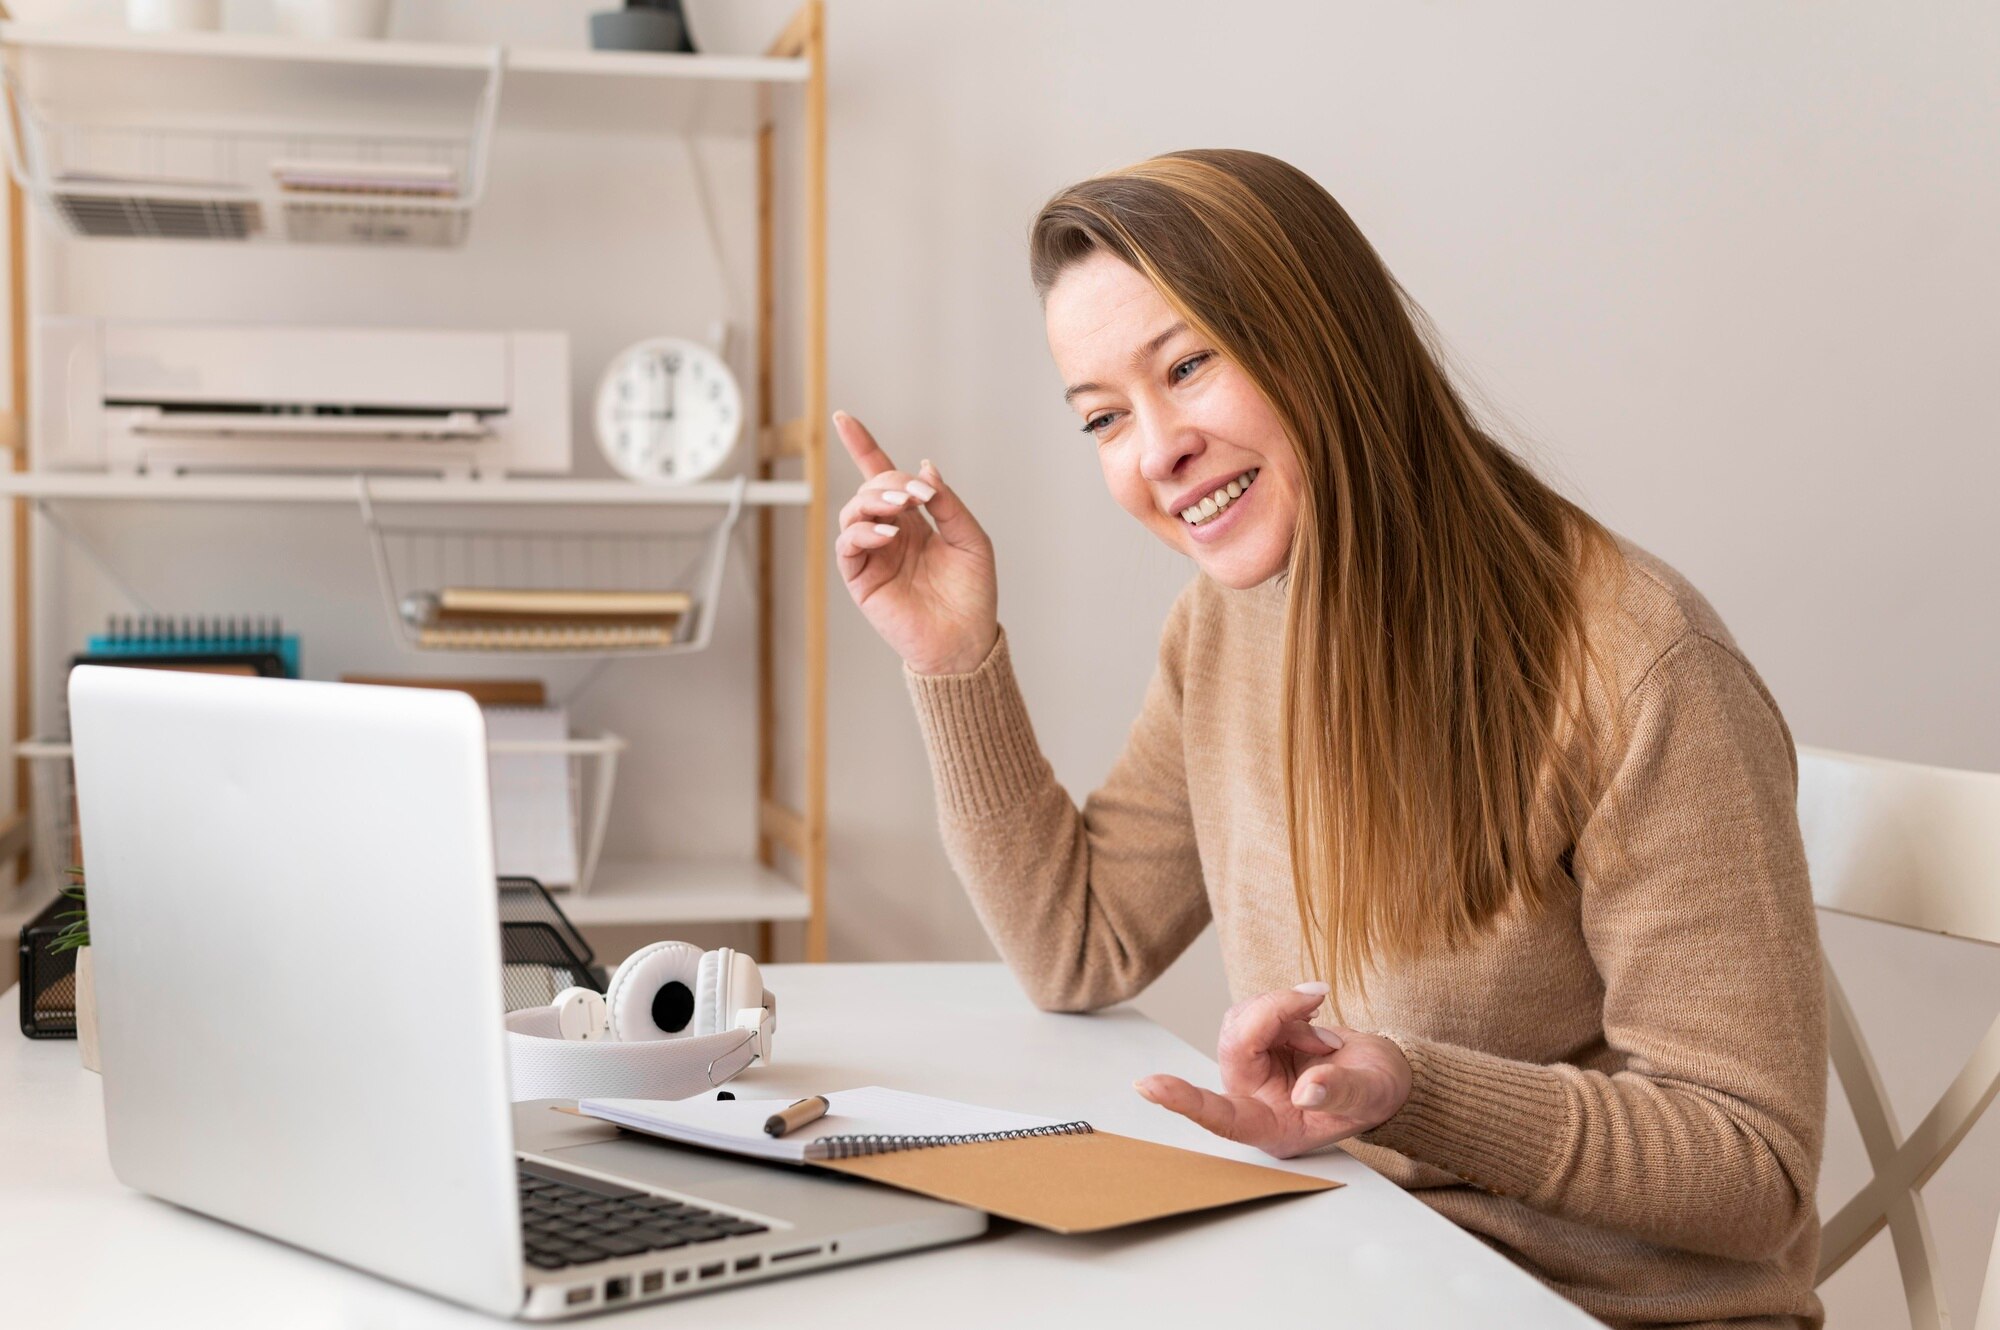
[833,411,999,677]
[1133,983,1412,1159]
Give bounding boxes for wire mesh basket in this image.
[16,738,82,901]
[499,877,604,1013]
[0,53,500,246]
[18,894,82,1039]
[15,726,624,897]
[359,476,748,658]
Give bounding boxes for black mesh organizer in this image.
[18,895,79,1039]
[499,877,605,1012]
[15,878,596,1039]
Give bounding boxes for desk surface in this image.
[2,962,1599,1329]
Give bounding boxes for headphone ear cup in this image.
[550,987,609,1042]
[689,950,768,1039]
[727,955,765,1026]
[693,948,728,1037]
[605,941,706,1042]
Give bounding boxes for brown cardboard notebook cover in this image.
[817,1131,1337,1234]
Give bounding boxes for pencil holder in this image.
[18,895,79,1039]
[499,877,605,1011]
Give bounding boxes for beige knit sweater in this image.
[905,542,1826,1329]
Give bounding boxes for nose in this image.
[1136,405,1202,487]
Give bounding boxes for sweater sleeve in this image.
[1359,633,1827,1262]
[904,610,1210,1013]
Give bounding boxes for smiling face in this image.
[1045,250,1302,590]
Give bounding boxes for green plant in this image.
[47,868,86,956]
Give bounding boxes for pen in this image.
[763,1095,831,1138]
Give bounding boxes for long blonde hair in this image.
[1030,149,1612,993]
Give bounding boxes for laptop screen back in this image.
[69,666,523,1316]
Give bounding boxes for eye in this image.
[1080,411,1120,436]
[1171,352,1212,383]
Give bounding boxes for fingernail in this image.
[1293,981,1331,996]
[872,523,899,536]
[920,458,938,478]
[1132,1079,1157,1101]
[1293,1083,1328,1109]
[1313,1026,1344,1050]
[882,490,908,505]
[905,480,936,503]
[831,410,846,426]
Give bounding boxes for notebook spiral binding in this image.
[805,1120,1095,1161]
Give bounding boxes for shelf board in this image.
[557,858,809,926]
[0,473,810,506]
[0,22,807,137]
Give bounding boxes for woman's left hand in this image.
[1134,983,1412,1159]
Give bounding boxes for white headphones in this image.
[503,942,776,1102]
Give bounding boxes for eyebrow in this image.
[1061,321,1190,404]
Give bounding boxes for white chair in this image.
[1800,746,2000,1329]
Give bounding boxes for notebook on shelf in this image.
[579,1086,1338,1234]
[406,588,690,652]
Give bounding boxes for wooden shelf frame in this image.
[756,0,827,962]
[0,0,830,962]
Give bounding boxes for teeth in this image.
[1179,469,1258,525]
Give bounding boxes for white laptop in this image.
[67,664,984,1318]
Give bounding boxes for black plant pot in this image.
[590,0,697,54]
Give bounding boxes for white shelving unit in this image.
[0,5,831,974]
[0,22,811,243]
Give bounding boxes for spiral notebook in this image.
[579,1087,1338,1233]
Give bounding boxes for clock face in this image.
[594,338,743,484]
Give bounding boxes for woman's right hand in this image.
[833,411,998,677]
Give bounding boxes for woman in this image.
[833,149,1826,1329]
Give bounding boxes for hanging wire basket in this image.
[0,51,501,246]
[357,475,748,658]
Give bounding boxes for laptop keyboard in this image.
[517,1161,770,1270]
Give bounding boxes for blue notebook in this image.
[86,615,301,678]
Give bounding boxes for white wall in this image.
[2,1,1993,1322]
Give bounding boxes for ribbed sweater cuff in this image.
[1359,1032,1568,1202]
[903,627,1053,820]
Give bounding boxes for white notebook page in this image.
[579,1086,1065,1163]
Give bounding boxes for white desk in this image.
[1,962,1600,1328]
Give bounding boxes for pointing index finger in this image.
[833,411,897,480]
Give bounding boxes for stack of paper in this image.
[485,705,578,888]
[581,1087,1065,1163]
[271,159,460,198]
[575,1085,1342,1233]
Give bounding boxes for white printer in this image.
[37,318,571,479]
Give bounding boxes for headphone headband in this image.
[502,939,777,1101]
[503,1006,766,1101]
